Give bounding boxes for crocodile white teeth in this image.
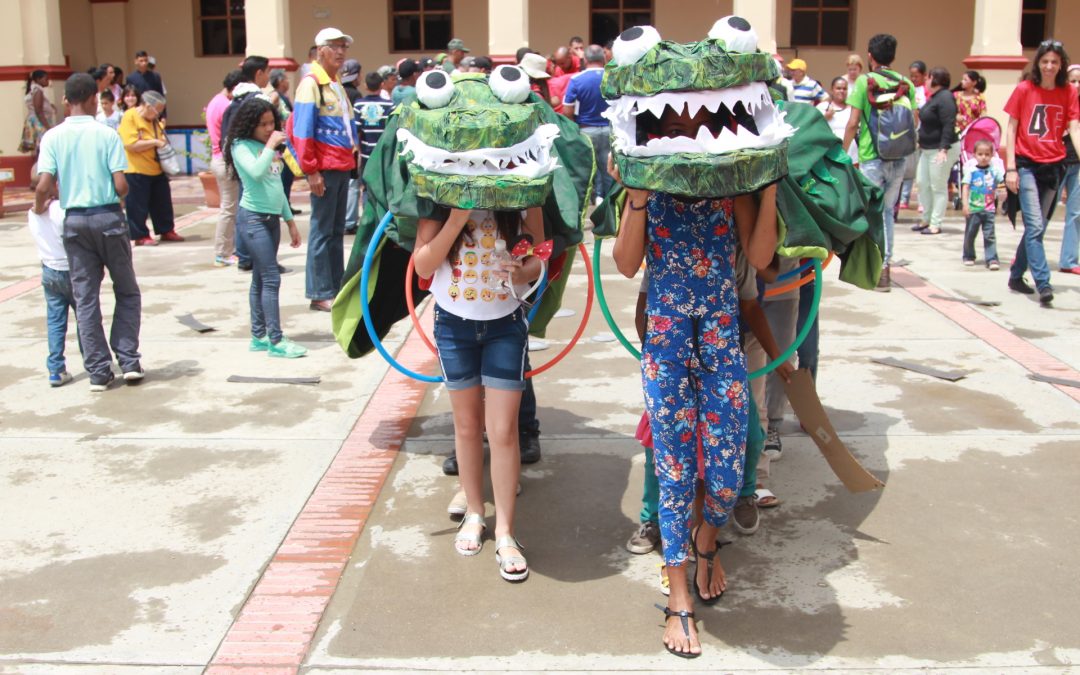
[397,124,561,178]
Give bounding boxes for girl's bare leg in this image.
[448,386,485,550]
[485,387,524,572]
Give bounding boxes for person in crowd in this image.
[897,60,931,210]
[89,66,108,98]
[288,27,357,313]
[1004,39,1080,307]
[845,53,864,89]
[147,56,166,95]
[471,55,493,75]
[207,69,245,267]
[19,70,56,158]
[445,39,470,73]
[377,65,398,100]
[418,56,437,72]
[912,67,959,236]
[119,90,181,246]
[102,63,121,101]
[120,84,140,112]
[346,72,390,234]
[610,107,778,654]
[340,59,362,104]
[392,58,420,105]
[35,72,142,392]
[521,52,552,105]
[413,206,545,584]
[515,47,534,64]
[299,45,319,78]
[551,46,577,78]
[603,40,614,64]
[843,33,918,292]
[818,76,858,164]
[225,97,307,359]
[787,58,827,105]
[961,139,1004,269]
[1059,64,1080,276]
[953,69,987,132]
[569,35,585,70]
[95,89,122,130]
[28,172,77,387]
[909,60,930,108]
[269,69,298,211]
[459,55,477,72]
[563,45,611,200]
[126,50,163,97]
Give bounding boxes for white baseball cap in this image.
[315,27,354,46]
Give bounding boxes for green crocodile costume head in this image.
[602,16,794,197]
[396,69,560,210]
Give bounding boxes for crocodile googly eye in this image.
[490,65,531,104]
[611,25,662,67]
[708,15,759,53]
[416,70,455,108]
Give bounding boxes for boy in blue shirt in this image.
[563,45,611,200]
[961,139,1005,269]
[35,73,143,392]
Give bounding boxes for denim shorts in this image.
[433,305,529,391]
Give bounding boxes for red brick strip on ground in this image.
[205,320,438,673]
[891,265,1080,403]
[0,207,215,304]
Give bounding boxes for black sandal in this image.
[691,529,726,605]
[911,222,929,231]
[655,603,700,659]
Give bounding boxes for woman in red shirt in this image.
[1004,40,1080,306]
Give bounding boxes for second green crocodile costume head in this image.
[602,16,795,197]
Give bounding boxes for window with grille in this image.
[590,0,653,48]
[790,0,851,48]
[197,0,246,56]
[391,0,453,53]
[1021,0,1053,49]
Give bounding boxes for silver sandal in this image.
[454,512,485,556]
[494,535,529,582]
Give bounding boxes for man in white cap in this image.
[287,28,358,312]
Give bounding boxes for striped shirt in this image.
[353,94,393,163]
[791,76,827,105]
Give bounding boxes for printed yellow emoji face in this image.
[497,292,509,301]
[480,218,496,232]
[481,252,492,266]
[480,233,496,250]
[447,285,460,300]
[463,269,478,284]
[464,287,477,301]
[481,288,495,301]
[466,220,478,232]
[464,251,478,267]
[481,270,492,285]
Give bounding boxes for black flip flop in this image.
[656,604,700,659]
[691,530,725,605]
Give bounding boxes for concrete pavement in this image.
[0,188,1078,673]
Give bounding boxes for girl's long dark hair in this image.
[449,210,527,263]
[223,97,281,179]
[1027,39,1070,88]
[952,69,985,94]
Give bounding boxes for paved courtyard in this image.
[0,181,1078,673]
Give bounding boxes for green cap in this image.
[447,38,470,52]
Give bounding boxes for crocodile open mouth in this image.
[397,124,561,179]
[603,82,794,157]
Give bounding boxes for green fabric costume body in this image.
[332,72,596,358]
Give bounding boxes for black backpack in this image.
[865,69,917,160]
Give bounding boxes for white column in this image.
[245,0,297,70]
[965,0,1026,126]
[488,0,529,57]
[733,0,777,55]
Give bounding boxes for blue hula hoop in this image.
[775,257,815,282]
[360,212,444,383]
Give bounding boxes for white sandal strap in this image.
[458,512,485,530]
[494,535,523,551]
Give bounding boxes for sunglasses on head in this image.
[1041,39,1064,49]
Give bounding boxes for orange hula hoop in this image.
[404,242,595,378]
[763,252,834,298]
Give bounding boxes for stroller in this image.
[951,115,1003,210]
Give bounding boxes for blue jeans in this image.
[433,305,529,391]
[581,125,611,199]
[344,176,361,230]
[239,208,284,343]
[235,182,251,266]
[796,276,819,381]
[860,157,907,264]
[1010,166,1058,291]
[963,211,998,264]
[1060,163,1079,269]
[42,265,76,375]
[306,170,349,300]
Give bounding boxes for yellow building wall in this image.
[58,0,95,71]
[656,0,734,43]
[528,0,588,56]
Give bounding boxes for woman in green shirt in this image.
[224,97,307,358]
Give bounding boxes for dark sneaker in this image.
[520,433,541,464]
[237,261,253,272]
[442,453,458,476]
[1039,286,1054,307]
[732,495,760,535]
[89,372,116,392]
[49,371,72,387]
[626,521,661,554]
[122,366,145,382]
[764,426,783,461]
[1008,277,1035,295]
